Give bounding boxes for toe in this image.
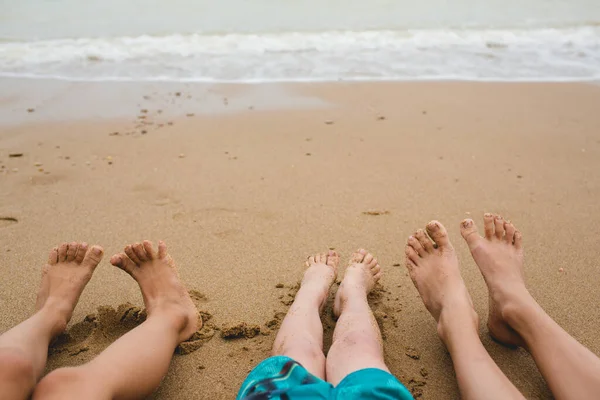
[494,215,505,239]
[426,220,451,248]
[514,231,523,250]
[483,213,495,239]
[372,264,381,275]
[460,219,481,250]
[405,244,420,264]
[157,241,168,259]
[66,242,78,262]
[373,271,382,282]
[408,236,425,257]
[47,247,59,265]
[415,229,434,253]
[58,243,69,262]
[351,249,366,264]
[367,257,378,269]
[306,255,316,266]
[326,250,339,268]
[504,221,516,244]
[74,243,88,263]
[82,245,104,269]
[142,241,155,259]
[125,245,141,265]
[110,253,138,276]
[132,243,148,262]
[363,253,374,265]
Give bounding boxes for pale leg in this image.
[271,251,338,379]
[325,249,389,386]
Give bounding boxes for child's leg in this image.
[271,251,338,379]
[406,222,525,400]
[0,243,103,400]
[461,214,600,400]
[33,241,198,400]
[325,249,388,386]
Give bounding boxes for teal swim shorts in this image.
[236,356,413,399]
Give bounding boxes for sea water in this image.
[1,0,599,82]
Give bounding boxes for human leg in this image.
[325,249,388,386]
[271,251,338,379]
[461,214,600,400]
[33,240,198,400]
[0,242,103,400]
[406,221,525,400]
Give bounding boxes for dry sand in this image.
[1,80,600,399]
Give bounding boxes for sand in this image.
[1,80,600,399]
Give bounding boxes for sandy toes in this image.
[110,240,199,343]
[333,249,382,318]
[37,242,104,336]
[461,214,527,347]
[302,250,339,311]
[405,221,478,343]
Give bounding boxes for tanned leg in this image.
[0,242,103,400]
[406,222,525,400]
[461,214,600,400]
[33,241,198,400]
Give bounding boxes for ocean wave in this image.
[1,27,599,82]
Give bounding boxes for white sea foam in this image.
[1,27,599,82]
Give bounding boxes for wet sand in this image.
[1,80,600,399]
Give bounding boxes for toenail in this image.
[463,220,472,227]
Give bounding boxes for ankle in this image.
[498,291,539,333]
[38,301,71,337]
[436,302,480,348]
[147,303,194,334]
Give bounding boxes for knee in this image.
[33,368,88,400]
[0,348,35,385]
[272,336,325,364]
[331,330,382,352]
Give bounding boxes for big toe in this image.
[326,250,339,268]
[110,253,138,277]
[82,245,104,269]
[350,249,367,264]
[460,219,482,250]
[426,220,451,249]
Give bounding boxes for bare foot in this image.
[405,221,479,344]
[461,214,527,347]
[302,251,339,311]
[110,240,199,343]
[333,249,381,318]
[36,242,104,337]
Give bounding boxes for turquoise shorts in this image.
[236,356,413,399]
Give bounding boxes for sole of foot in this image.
[460,214,527,348]
[302,250,339,311]
[333,249,382,318]
[405,221,478,344]
[37,242,104,337]
[110,240,199,343]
